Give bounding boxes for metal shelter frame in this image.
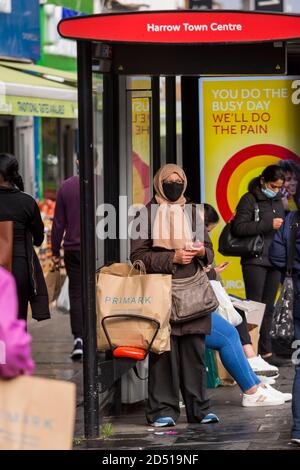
[58,9,300,439]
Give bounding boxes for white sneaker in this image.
[242,386,284,407]
[71,337,83,361]
[257,375,276,385]
[291,438,300,446]
[247,355,279,378]
[264,384,292,402]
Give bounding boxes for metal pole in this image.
[151,76,161,175]
[77,40,100,439]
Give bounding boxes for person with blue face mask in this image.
[232,165,285,367]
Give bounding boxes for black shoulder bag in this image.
[218,196,264,257]
[270,211,300,347]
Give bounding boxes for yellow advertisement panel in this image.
[200,76,300,296]
[132,97,151,205]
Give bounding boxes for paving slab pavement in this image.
[28,309,299,451]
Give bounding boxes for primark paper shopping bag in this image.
[0,376,76,450]
[96,262,172,354]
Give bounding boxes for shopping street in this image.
[29,308,297,451]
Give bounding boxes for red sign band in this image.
[58,10,300,44]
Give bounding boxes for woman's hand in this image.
[194,245,206,257]
[215,262,230,273]
[185,241,205,258]
[51,256,61,269]
[173,249,198,265]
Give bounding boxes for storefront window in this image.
[42,117,60,200]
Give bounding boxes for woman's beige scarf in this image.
[152,164,194,250]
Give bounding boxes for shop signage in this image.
[0,0,40,61]
[254,0,284,12]
[0,0,11,13]
[59,10,300,44]
[0,95,78,118]
[189,0,213,9]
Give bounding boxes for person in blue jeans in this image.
[203,203,291,407]
[206,312,291,406]
[269,208,300,445]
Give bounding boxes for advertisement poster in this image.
[0,0,40,61]
[200,76,300,296]
[132,96,151,205]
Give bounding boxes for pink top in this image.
[0,267,34,378]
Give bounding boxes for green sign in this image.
[0,95,78,118]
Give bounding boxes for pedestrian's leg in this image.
[12,257,30,322]
[146,335,180,424]
[235,309,252,346]
[242,265,268,354]
[292,316,300,439]
[259,268,281,356]
[242,264,267,303]
[178,334,210,423]
[64,251,82,339]
[206,313,260,393]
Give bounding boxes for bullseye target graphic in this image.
[216,144,300,223]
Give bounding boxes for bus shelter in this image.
[58,10,300,439]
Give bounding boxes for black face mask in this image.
[162,182,184,202]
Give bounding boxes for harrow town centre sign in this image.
[58,10,300,45]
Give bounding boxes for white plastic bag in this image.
[56,277,70,313]
[210,280,242,326]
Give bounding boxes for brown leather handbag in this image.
[0,220,13,272]
[171,268,219,323]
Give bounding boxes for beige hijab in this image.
[152,164,193,250]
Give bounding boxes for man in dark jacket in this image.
[51,173,82,360]
[269,209,300,446]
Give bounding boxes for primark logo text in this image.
[0,410,53,430]
[104,296,152,305]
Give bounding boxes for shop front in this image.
[0,62,77,198]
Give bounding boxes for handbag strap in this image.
[249,193,260,223]
[287,211,300,276]
[254,203,260,222]
[230,194,259,223]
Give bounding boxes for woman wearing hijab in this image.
[130,164,218,427]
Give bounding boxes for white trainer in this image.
[291,438,300,446]
[242,386,284,407]
[247,355,279,378]
[264,384,292,402]
[257,375,276,385]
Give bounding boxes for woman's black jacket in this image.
[232,185,285,267]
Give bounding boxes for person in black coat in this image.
[0,153,50,322]
[232,165,285,362]
[269,196,300,445]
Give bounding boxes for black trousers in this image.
[242,264,281,356]
[12,256,30,321]
[235,308,252,346]
[64,250,82,339]
[146,334,209,424]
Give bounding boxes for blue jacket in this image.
[269,211,300,319]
